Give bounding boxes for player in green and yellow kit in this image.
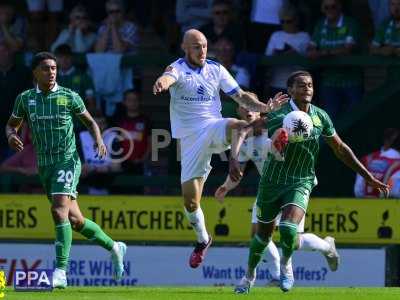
[5,52,127,289]
[232,71,389,293]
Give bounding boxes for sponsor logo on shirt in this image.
[56,97,68,106]
[312,115,322,127]
[197,85,205,95]
[28,99,36,106]
[29,113,67,122]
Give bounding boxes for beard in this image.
[187,54,205,67]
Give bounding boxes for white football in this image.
[283,111,313,142]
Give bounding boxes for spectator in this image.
[354,128,400,198]
[265,4,310,96]
[51,4,96,53]
[113,89,151,184]
[26,0,63,49]
[175,0,213,33]
[368,0,390,30]
[215,38,250,88]
[370,0,400,61]
[307,0,363,120]
[54,44,95,104]
[246,0,283,53]
[0,42,31,160]
[214,37,249,118]
[0,125,40,193]
[200,0,244,53]
[94,0,140,53]
[0,1,26,52]
[80,115,120,195]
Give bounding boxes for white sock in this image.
[54,268,66,275]
[184,207,209,243]
[262,241,280,279]
[111,241,119,253]
[298,233,330,253]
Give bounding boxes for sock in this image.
[298,233,330,253]
[279,221,298,258]
[262,241,280,279]
[79,218,114,251]
[248,234,270,279]
[184,207,209,243]
[55,221,72,271]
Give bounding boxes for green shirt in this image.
[373,18,400,47]
[260,100,335,186]
[372,18,400,79]
[12,84,86,167]
[311,15,362,87]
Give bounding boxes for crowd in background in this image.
[0,0,399,197]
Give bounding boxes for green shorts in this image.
[255,181,314,223]
[38,154,81,200]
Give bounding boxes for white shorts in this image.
[180,118,230,183]
[26,0,63,12]
[251,200,305,232]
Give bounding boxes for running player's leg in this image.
[68,201,127,279]
[235,220,276,294]
[235,186,281,294]
[51,194,73,274]
[279,205,304,292]
[295,214,339,271]
[295,213,339,271]
[250,201,280,284]
[182,177,212,268]
[182,177,208,242]
[50,194,72,289]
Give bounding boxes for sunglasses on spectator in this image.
[324,4,338,10]
[107,9,122,14]
[213,10,229,15]
[280,18,294,24]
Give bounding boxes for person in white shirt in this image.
[153,29,288,269]
[215,106,340,285]
[265,4,310,96]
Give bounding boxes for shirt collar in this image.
[36,82,58,93]
[324,14,344,27]
[183,58,203,74]
[290,98,312,113]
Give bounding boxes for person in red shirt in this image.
[354,128,400,198]
[114,89,151,178]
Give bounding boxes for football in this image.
[283,111,313,142]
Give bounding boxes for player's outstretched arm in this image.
[152,74,177,95]
[77,111,107,159]
[230,89,289,113]
[324,134,390,197]
[5,116,24,152]
[215,163,247,203]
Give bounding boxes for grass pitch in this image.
[4,287,400,300]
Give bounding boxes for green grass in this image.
[3,287,400,300]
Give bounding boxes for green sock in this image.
[279,221,298,258]
[55,220,72,271]
[79,218,114,251]
[248,234,270,275]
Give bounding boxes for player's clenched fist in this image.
[7,134,24,152]
[153,77,169,95]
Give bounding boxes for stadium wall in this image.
[0,195,398,286]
